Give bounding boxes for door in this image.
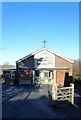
[40,70,53,84]
[44,71,49,83]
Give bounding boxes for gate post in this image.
[52,83,57,100]
[70,83,74,105]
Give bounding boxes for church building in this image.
[16,46,74,86]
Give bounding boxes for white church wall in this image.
[34,49,55,69]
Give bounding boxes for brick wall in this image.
[55,55,73,75]
[56,70,68,86]
[55,55,73,86]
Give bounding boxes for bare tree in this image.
[2,61,15,70]
[73,59,81,80]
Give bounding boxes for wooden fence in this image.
[49,83,74,105]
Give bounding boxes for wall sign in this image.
[34,50,55,68]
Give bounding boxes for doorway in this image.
[40,70,53,84]
[35,70,53,84]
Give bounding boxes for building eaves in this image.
[16,47,74,64]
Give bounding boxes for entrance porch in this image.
[34,67,70,86]
[35,70,54,84]
[18,67,70,86]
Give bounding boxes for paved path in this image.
[2,83,81,118]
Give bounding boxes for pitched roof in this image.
[16,47,74,64]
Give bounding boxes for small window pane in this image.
[45,72,48,77]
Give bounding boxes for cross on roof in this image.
[42,39,47,48]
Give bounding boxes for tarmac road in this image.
[2,83,81,118]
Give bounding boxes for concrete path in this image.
[2,83,81,118]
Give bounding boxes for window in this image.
[35,70,39,77]
[44,72,48,77]
[11,73,15,79]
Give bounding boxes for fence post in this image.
[52,83,57,100]
[70,83,74,105]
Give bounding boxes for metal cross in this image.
[42,39,47,48]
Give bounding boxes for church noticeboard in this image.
[34,49,55,68]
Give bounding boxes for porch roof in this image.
[35,67,70,70]
[18,67,70,71]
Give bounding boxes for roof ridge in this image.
[16,47,74,63]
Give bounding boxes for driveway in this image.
[2,83,81,118]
